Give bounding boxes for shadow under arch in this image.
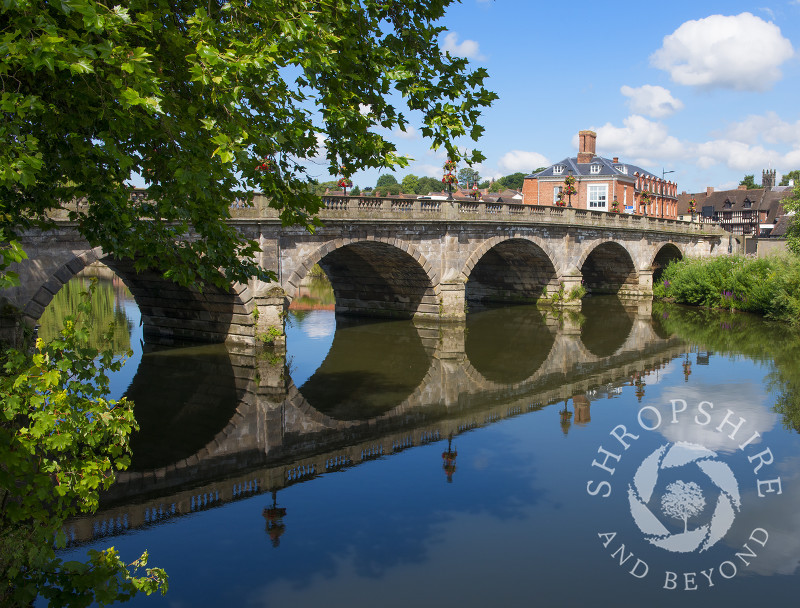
[579,241,637,295]
[465,305,556,384]
[465,237,558,305]
[286,239,438,320]
[25,248,256,346]
[652,243,683,284]
[580,296,635,358]
[296,317,433,420]
[125,343,243,471]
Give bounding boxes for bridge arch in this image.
[23,246,257,346]
[461,236,560,305]
[577,241,639,296]
[651,242,684,283]
[283,237,439,320]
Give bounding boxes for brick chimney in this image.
[577,130,597,164]
[706,186,714,196]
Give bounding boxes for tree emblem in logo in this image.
[628,442,741,553]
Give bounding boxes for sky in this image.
[334,0,800,194]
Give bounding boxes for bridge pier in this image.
[558,273,584,307]
[637,269,654,296]
[435,280,466,321]
[254,289,288,349]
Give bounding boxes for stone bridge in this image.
[3,193,723,345]
[63,304,687,545]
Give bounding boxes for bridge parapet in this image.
[228,193,721,237]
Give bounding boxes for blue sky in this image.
[336,0,800,194]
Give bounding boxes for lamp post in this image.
[564,170,577,208]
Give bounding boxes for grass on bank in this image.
[653,254,800,325]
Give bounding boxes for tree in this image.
[1,0,495,601]
[375,183,401,196]
[1,282,168,605]
[0,0,496,290]
[784,180,800,255]
[739,175,761,189]
[376,174,399,189]
[458,167,480,188]
[496,172,526,191]
[350,185,361,196]
[416,176,442,195]
[780,170,800,186]
[661,481,706,533]
[401,174,420,194]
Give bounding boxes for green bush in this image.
[656,255,800,325]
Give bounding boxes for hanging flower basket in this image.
[564,174,576,186]
[688,198,697,213]
[611,200,620,213]
[442,173,457,185]
[255,156,272,172]
[563,184,577,196]
[337,177,352,189]
[443,159,457,172]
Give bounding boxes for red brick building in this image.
[521,130,678,219]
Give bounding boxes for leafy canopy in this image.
[1,0,496,288]
[0,281,168,605]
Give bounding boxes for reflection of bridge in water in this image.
[65,300,686,545]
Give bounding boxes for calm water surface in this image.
[52,281,800,607]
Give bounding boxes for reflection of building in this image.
[572,395,591,425]
[522,130,678,217]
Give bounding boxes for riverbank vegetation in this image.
[654,254,800,325]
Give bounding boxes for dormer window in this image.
[615,165,628,174]
[723,200,732,209]
[590,164,601,174]
[553,165,564,175]
[743,199,752,208]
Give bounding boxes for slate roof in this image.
[527,155,660,182]
[677,187,793,225]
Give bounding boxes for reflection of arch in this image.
[580,297,635,357]
[651,243,683,283]
[465,306,555,383]
[295,318,432,420]
[462,237,559,305]
[25,247,256,345]
[284,239,438,320]
[579,242,638,295]
[127,344,242,470]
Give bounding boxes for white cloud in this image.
[593,115,685,163]
[497,150,550,174]
[651,12,794,91]
[441,32,486,60]
[620,85,684,118]
[393,125,419,140]
[720,112,800,146]
[411,163,444,178]
[694,139,782,171]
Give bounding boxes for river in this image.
[49,275,800,607]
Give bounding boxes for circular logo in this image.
[628,441,741,553]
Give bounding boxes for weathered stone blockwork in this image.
[3,197,723,344]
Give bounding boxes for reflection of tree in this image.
[263,491,287,547]
[654,302,800,433]
[37,276,132,355]
[661,481,705,533]
[442,436,457,483]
